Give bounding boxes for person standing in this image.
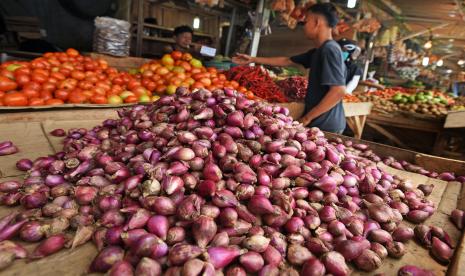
[338,38,362,94]
[233,3,347,134]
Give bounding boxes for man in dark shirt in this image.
[232,3,347,133]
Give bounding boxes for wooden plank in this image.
[0,108,120,123]
[343,102,373,117]
[325,132,465,175]
[368,113,444,132]
[0,122,54,178]
[445,111,465,128]
[367,122,411,149]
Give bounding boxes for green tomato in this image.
[108,95,123,104]
[139,95,151,103]
[6,64,22,72]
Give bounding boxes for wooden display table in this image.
[278,101,372,139]
[0,108,463,275]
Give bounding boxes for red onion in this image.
[398,265,434,276]
[451,209,464,230]
[90,246,125,272]
[300,257,326,276]
[29,234,66,260]
[431,236,453,264]
[286,244,312,265]
[135,257,162,276]
[205,246,242,269]
[370,242,388,259]
[0,240,27,259]
[226,265,247,276]
[386,241,406,258]
[0,211,18,234]
[335,240,366,261]
[166,226,186,245]
[0,219,27,242]
[322,251,351,276]
[406,210,430,223]
[243,234,270,252]
[354,249,382,271]
[319,206,336,222]
[108,260,134,276]
[239,251,264,273]
[392,226,414,242]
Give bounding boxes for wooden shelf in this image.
[132,22,214,38]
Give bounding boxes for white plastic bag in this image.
[93,16,130,57]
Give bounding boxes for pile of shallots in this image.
[0,87,447,275]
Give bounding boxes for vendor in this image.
[338,38,362,94]
[233,3,347,134]
[164,25,202,59]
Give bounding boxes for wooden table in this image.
[278,102,373,139]
[0,108,464,275]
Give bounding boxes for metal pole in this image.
[135,0,144,57]
[225,7,237,57]
[249,0,264,57]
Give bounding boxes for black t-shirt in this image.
[291,40,347,133]
[346,62,363,84]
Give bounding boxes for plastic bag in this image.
[93,17,130,57]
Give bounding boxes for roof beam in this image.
[398,22,450,41]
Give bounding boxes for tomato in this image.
[45,98,64,105]
[66,48,80,57]
[59,78,78,90]
[29,97,45,106]
[78,81,93,90]
[31,72,47,83]
[171,51,183,60]
[3,92,27,106]
[82,90,94,99]
[155,85,166,94]
[182,53,193,61]
[40,91,53,101]
[192,82,204,89]
[71,70,85,80]
[0,76,18,91]
[156,67,169,75]
[15,66,31,76]
[24,82,41,92]
[124,95,138,103]
[51,71,65,81]
[68,92,87,103]
[179,61,192,72]
[145,81,157,92]
[107,95,123,104]
[22,88,40,98]
[132,86,148,97]
[142,70,154,79]
[0,91,4,98]
[200,78,212,87]
[230,81,239,89]
[170,78,183,87]
[42,82,56,92]
[90,95,107,104]
[15,74,30,87]
[246,91,255,100]
[54,89,70,101]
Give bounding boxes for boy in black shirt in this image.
[233,3,347,133]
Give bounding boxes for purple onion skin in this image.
[398,265,434,276]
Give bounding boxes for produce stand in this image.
[365,111,465,160]
[0,108,464,275]
[278,102,373,139]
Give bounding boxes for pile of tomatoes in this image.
[0,49,256,107]
[138,51,255,99]
[0,48,157,106]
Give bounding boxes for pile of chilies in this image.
[0,88,453,275]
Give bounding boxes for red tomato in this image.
[51,71,66,81]
[15,74,30,87]
[171,51,183,60]
[31,72,47,83]
[71,70,85,80]
[29,97,45,106]
[124,95,138,103]
[42,82,56,92]
[68,92,87,103]
[54,89,70,101]
[22,88,40,99]
[90,95,107,104]
[3,92,27,106]
[0,76,18,91]
[45,98,64,105]
[40,91,53,101]
[66,48,79,57]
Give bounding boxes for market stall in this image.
[0,102,464,275]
